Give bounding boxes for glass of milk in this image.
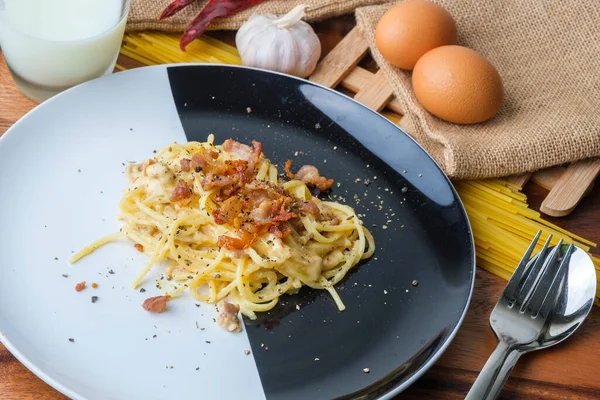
[0,0,129,102]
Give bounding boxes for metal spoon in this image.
[467,244,596,400]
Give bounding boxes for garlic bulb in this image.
[235,5,321,78]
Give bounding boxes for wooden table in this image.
[1,16,599,399]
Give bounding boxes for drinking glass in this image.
[0,0,130,102]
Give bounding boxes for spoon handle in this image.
[465,341,522,400]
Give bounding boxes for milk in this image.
[0,0,127,101]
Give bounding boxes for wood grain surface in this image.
[353,69,394,112]
[1,16,599,399]
[541,159,600,217]
[310,26,369,88]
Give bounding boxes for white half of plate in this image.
[0,66,265,400]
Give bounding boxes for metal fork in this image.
[465,231,573,400]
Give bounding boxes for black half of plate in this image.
[166,65,474,400]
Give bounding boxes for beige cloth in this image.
[127,0,387,31]
[356,1,600,179]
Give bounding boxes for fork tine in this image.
[507,233,552,305]
[517,238,563,311]
[503,230,542,302]
[531,244,573,318]
[519,239,563,312]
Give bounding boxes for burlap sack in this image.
[356,1,600,179]
[128,0,387,31]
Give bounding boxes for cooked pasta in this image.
[70,135,374,319]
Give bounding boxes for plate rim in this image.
[0,63,476,400]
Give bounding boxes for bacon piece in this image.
[223,139,253,160]
[211,181,298,250]
[270,197,296,222]
[202,160,248,190]
[217,231,257,250]
[191,147,219,171]
[222,139,262,174]
[142,295,170,313]
[192,153,206,171]
[284,160,334,191]
[212,209,227,225]
[269,222,291,238]
[188,140,325,250]
[284,159,295,179]
[75,281,86,292]
[250,199,273,221]
[216,195,246,228]
[189,140,264,201]
[170,179,193,203]
[215,183,262,225]
[295,165,334,191]
[216,301,243,333]
[297,200,321,219]
[134,243,144,252]
[180,158,192,172]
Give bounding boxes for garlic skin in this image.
[236,5,321,78]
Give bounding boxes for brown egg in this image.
[412,45,504,124]
[375,0,457,71]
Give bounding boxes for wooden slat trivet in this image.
[353,70,393,112]
[504,173,532,188]
[307,27,599,217]
[531,167,565,190]
[310,27,368,88]
[340,67,405,114]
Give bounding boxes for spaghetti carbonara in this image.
[71,135,374,324]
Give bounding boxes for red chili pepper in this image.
[159,0,197,20]
[181,0,268,51]
[159,0,268,50]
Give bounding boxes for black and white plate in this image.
[0,65,475,400]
